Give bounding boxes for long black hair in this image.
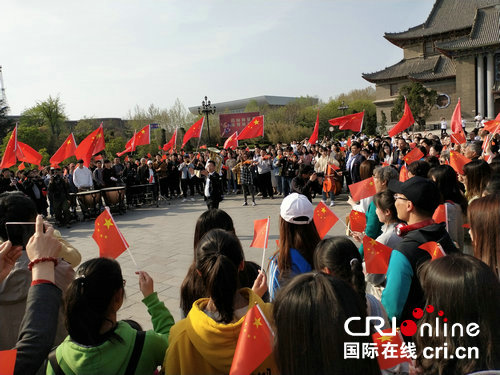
[64,258,124,345]
[313,236,367,313]
[180,209,235,316]
[428,164,468,214]
[195,229,244,324]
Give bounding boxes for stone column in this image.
[477,55,485,117]
[486,53,495,119]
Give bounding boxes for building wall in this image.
[423,79,457,123]
[455,55,476,121]
[404,43,424,59]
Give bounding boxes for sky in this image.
[1,0,435,120]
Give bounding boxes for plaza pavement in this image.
[59,192,352,329]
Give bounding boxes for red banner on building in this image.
[219,112,260,138]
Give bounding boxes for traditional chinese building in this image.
[363,0,500,126]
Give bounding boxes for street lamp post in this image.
[338,100,349,138]
[198,96,216,147]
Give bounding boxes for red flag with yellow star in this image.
[328,111,364,132]
[432,204,447,224]
[349,210,366,232]
[0,349,17,375]
[0,126,23,169]
[313,201,339,239]
[250,218,270,249]
[182,117,205,148]
[237,115,264,140]
[483,112,500,134]
[449,150,471,175]
[348,177,376,202]
[450,132,467,144]
[419,241,446,260]
[372,329,410,370]
[363,236,392,274]
[402,147,424,165]
[230,304,274,375]
[134,124,150,147]
[92,207,129,259]
[75,124,105,167]
[50,133,77,165]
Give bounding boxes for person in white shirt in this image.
[72,160,93,191]
[440,117,448,137]
[474,114,483,129]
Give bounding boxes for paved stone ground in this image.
[59,192,352,330]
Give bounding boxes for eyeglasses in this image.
[393,194,409,201]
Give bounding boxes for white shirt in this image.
[440,120,447,130]
[73,166,93,189]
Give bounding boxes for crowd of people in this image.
[0,123,499,374]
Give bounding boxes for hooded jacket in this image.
[164,288,277,375]
[46,292,173,375]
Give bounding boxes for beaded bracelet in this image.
[28,257,58,271]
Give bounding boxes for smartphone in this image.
[5,222,37,248]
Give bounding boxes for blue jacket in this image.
[268,248,311,300]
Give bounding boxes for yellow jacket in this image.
[164,288,278,375]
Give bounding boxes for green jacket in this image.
[47,292,174,375]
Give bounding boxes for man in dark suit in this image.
[201,160,222,210]
[391,138,409,170]
[345,142,365,185]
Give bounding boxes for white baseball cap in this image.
[280,193,314,225]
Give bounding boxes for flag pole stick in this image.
[127,248,139,270]
[260,217,271,271]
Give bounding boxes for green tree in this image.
[244,99,260,113]
[19,96,67,152]
[0,99,12,140]
[391,82,437,130]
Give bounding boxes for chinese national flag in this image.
[348,177,376,202]
[309,109,320,145]
[449,150,471,175]
[402,147,424,165]
[0,126,22,169]
[161,154,167,161]
[0,349,17,375]
[399,165,409,182]
[163,128,177,151]
[389,98,414,137]
[250,218,270,249]
[230,304,273,375]
[50,133,77,165]
[432,204,447,224]
[92,207,129,259]
[182,117,205,148]
[199,145,207,149]
[124,155,129,162]
[363,236,392,274]
[372,329,410,370]
[328,111,364,132]
[349,210,366,232]
[237,116,264,140]
[483,112,500,134]
[450,98,462,134]
[382,161,389,167]
[75,125,105,167]
[134,125,151,148]
[347,138,352,148]
[450,132,467,145]
[313,201,339,239]
[18,162,25,170]
[224,131,239,150]
[18,142,42,166]
[419,241,446,260]
[328,163,340,172]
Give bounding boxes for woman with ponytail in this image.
[164,229,275,375]
[47,258,174,374]
[313,236,389,326]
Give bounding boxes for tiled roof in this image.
[362,55,454,83]
[409,56,456,81]
[436,5,500,52]
[384,0,500,44]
